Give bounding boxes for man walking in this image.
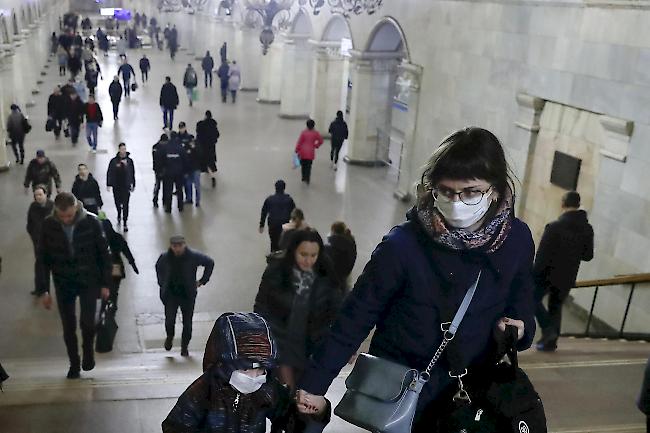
[118,57,137,98]
[24,150,62,196]
[160,76,179,129]
[161,132,187,213]
[139,54,150,83]
[72,163,103,214]
[47,86,67,138]
[217,60,229,103]
[182,64,198,107]
[156,235,214,356]
[108,76,123,120]
[6,104,29,165]
[201,51,214,88]
[26,185,54,296]
[36,192,112,379]
[259,180,296,252]
[66,92,84,146]
[178,123,200,207]
[328,110,348,171]
[195,110,219,188]
[83,94,103,152]
[534,191,594,352]
[106,143,135,232]
[152,133,169,208]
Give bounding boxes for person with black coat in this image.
[254,229,343,395]
[26,185,54,295]
[118,57,137,98]
[71,163,103,214]
[160,76,179,129]
[328,110,348,171]
[84,62,101,97]
[178,122,201,207]
[152,133,169,208]
[156,236,214,356]
[217,60,230,103]
[66,92,85,145]
[259,180,296,252]
[106,143,136,231]
[108,76,123,120]
[6,103,29,164]
[139,54,151,82]
[195,110,219,187]
[47,86,67,138]
[24,150,62,196]
[161,132,188,213]
[323,221,356,289]
[201,51,214,88]
[533,190,594,352]
[36,192,112,379]
[98,214,138,310]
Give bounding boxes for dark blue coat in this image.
[300,208,536,410]
[162,138,187,178]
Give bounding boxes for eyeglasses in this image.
[431,185,493,206]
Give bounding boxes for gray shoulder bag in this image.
[334,271,481,433]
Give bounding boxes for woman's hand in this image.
[497,317,524,340]
[296,389,327,415]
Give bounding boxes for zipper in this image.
[233,392,240,414]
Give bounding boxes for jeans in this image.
[204,70,212,87]
[9,136,24,162]
[55,285,98,368]
[112,101,120,119]
[164,294,196,348]
[86,122,98,150]
[220,85,228,102]
[184,170,201,204]
[141,70,148,82]
[123,78,131,97]
[113,188,131,223]
[331,140,343,164]
[300,159,313,184]
[162,108,174,129]
[185,87,193,104]
[69,122,80,144]
[162,175,184,212]
[534,283,570,345]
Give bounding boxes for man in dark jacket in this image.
[108,76,123,120]
[36,192,112,379]
[201,51,214,88]
[195,110,219,188]
[156,235,214,356]
[117,57,137,98]
[328,111,348,171]
[66,92,85,145]
[152,133,169,208]
[106,143,135,231]
[83,95,103,152]
[26,185,54,296]
[533,191,594,352]
[324,222,357,289]
[24,150,62,196]
[47,86,67,138]
[178,122,200,206]
[6,104,29,164]
[139,54,150,82]
[216,60,229,103]
[160,76,179,129]
[161,132,187,213]
[259,180,295,252]
[72,163,103,214]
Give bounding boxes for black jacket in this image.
[184,141,202,172]
[260,193,295,228]
[533,210,594,291]
[328,118,348,145]
[139,57,150,72]
[72,174,103,211]
[24,158,62,192]
[47,93,67,119]
[26,200,54,245]
[67,97,85,125]
[152,139,168,175]
[106,152,136,190]
[109,81,123,102]
[101,219,136,277]
[118,63,136,81]
[324,234,357,283]
[156,248,214,300]
[160,82,179,109]
[196,118,219,166]
[201,55,214,72]
[162,137,187,177]
[36,205,112,296]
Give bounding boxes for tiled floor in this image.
[0,8,648,433]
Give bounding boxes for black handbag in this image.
[95,301,118,353]
[334,272,482,433]
[131,82,138,92]
[45,117,55,132]
[438,326,547,433]
[22,117,32,133]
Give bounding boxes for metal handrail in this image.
[562,273,650,341]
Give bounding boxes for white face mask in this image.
[434,192,493,229]
[229,371,267,394]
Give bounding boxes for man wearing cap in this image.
[24,150,62,196]
[155,236,214,356]
[259,180,296,252]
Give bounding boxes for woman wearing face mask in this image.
[296,127,536,430]
[26,185,54,296]
[162,312,330,433]
[254,229,343,396]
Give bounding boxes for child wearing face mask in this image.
[162,312,330,433]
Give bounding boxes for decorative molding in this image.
[307,0,383,17]
[515,92,545,132]
[599,115,634,162]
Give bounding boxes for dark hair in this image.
[160,133,168,141]
[280,228,336,283]
[118,142,126,148]
[205,110,212,119]
[77,163,87,169]
[33,184,48,195]
[54,191,77,210]
[306,119,315,130]
[165,76,171,81]
[331,221,352,238]
[562,191,581,208]
[290,208,304,222]
[179,121,186,128]
[418,127,516,209]
[336,111,343,119]
[275,179,286,193]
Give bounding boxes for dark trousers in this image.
[112,100,120,119]
[55,285,98,368]
[162,175,184,212]
[300,159,313,184]
[109,277,121,308]
[113,188,130,222]
[53,118,64,137]
[231,90,237,103]
[59,65,66,75]
[204,70,212,87]
[141,70,148,82]
[330,141,343,164]
[164,295,195,348]
[220,85,228,102]
[153,175,163,203]
[269,224,283,252]
[69,122,80,144]
[163,108,174,129]
[535,283,570,345]
[9,137,24,162]
[123,79,131,97]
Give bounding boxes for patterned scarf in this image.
[417,187,514,253]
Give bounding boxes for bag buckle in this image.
[440,322,455,341]
[449,369,471,404]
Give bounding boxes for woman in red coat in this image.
[294,119,323,185]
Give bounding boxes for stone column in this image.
[309,42,349,137]
[394,62,423,201]
[233,27,260,91]
[257,38,284,104]
[345,51,399,165]
[279,34,312,119]
[514,92,546,215]
[0,84,9,171]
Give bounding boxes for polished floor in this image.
[0,9,648,433]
